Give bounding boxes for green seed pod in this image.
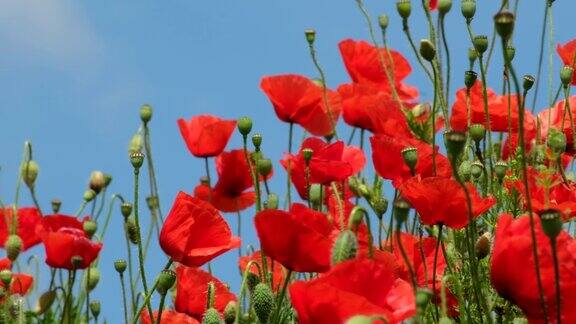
[51,199,62,214]
[71,256,84,269]
[468,48,478,66]
[464,70,478,89]
[469,124,486,143]
[224,301,237,324]
[252,283,274,324]
[438,0,452,14]
[257,159,272,177]
[378,15,389,30]
[494,161,508,181]
[202,307,223,324]
[89,171,106,194]
[505,46,516,62]
[302,148,313,164]
[458,160,472,181]
[539,209,563,239]
[83,220,98,239]
[331,230,358,265]
[85,268,100,291]
[401,147,418,173]
[114,259,127,274]
[252,133,262,150]
[20,160,39,188]
[6,235,22,261]
[130,152,145,169]
[125,217,139,244]
[560,65,574,87]
[523,75,535,92]
[89,300,101,318]
[473,35,489,55]
[547,128,567,153]
[396,0,412,19]
[304,29,316,45]
[394,198,411,225]
[140,104,153,123]
[120,203,133,218]
[471,161,484,179]
[264,193,279,210]
[83,189,97,203]
[419,39,436,62]
[461,0,476,20]
[494,10,515,41]
[156,270,177,295]
[444,130,467,161]
[237,117,252,137]
[0,270,12,287]
[128,132,143,155]
[34,290,57,315]
[309,184,323,205]
[416,288,433,311]
[371,196,389,219]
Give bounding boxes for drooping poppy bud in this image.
[20,160,39,188]
[348,208,363,230]
[237,117,253,137]
[34,290,57,315]
[252,283,274,324]
[396,0,412,19]
[140,104,153,123]
[224,301,237,324]
[331,230,358,265]
[83,189,96,203]
[420,39,436,62]
[156,270,177,295]
[0,270,12,287]
[85,268,100,291]
[114,259,127,274]
[6,235,22,261]
[89,171,106,194]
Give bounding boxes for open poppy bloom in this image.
[254,203,333,273]
[557,38,576,85]
[281,138,365,199]
[260,74,342,136]
[177,115,236,158]
[160,192,240,267]
[0,207,42,251]
[140,310,200,324]
[239,250,286,292]
[289,258,415,324]
[37,214,85,233]
[491,214,576,323]
[398,176,495,229]
[39,216,102,270]
[538,96,576,148]
[174,265,236,320]
[338,39,418,102]
[371,134,451,186]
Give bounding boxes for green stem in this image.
[307,42,337,139]
[439,15,451,108]
[395,227,418,290]
[130,259,173,324]
[234,261,263,324]
[156,293,167,324]
[531,1,550,112]
[432,224,443,321]
[29,187,42,215]
[119,272,129,324]
[402,19,434,83]
[286,123,294,209]
[75,201,88,218]
[550,238,562,324]
[62,269,76,324]
[143,122,164,223]
[330,182,345,230]
[272,269,293,323]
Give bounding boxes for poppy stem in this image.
[156,293,167,324]
[272,269,293,323]
[395,228,417,291]
[286,123,294,209]
[118,271,129,324]
[235,260,263,324]
[331,182,345,230]
[236,210,242,258]
[123,217,137,315]
[97,194,124,243]
[430,63,438,175]
[347,127,357,146]
[439,14,451,108]
[432,224,443,321]
[61,269,76,324]
[86,267,91,323]
[143,121,164,223]
[130,259,173,324]
[12,141,32,233]
[550,237,562,324]
[204,157,211,185]
[75,201,88,218]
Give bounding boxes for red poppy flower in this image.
[429,0,438,10]
[177,115,236,158]
[239,250,286,292]
[281,138,365,199]
[260,74,342,136]
[501,131,536,160]
[491,214,576,323]
[40,225,102,270]
[370,134,451,186]
[140,310,200,324]
[254,203,333,273]
[1,273,33,296]
[160,192,240,267]
[0,207,42,251]
[398,176,495,229]
[557,39,576,85]
[338,39,418,101]
[37,214,85,233]
[538,96,576,147]
[289,258,416,324]
[174,265,236,320]
[0,258,11,270]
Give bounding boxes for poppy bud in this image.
[331,230,358,265]
[494,10,515,41]
[560,65,574,87]
[471,161,484,178]
[458,160,472,181]
[6,235,22,261]
[345,315,374,324]
[378,15,389,31]
[309,184,323,205]
[461,0,476,20]
[252,283,274,324]
[51,199,62,214]
[252,133,262,150]
[20,160,39,188]
[264,193,279,210]
[128,132,143,155]
[71,256,84,269]
[120,203,132,218]
[419,39,436,62]
[347,177,361,196]
[207,281,216,308]
[140,104,153,123]
[396,0,412,19]
[224,301,237,324]
[401,147,418,173]
[475,232,491,259]
[104,174,112,188]
[348,208,363,230]
[146,196,159,211]
[304,29,316,45]
[394,198,411,225]
[125,217,139,244]
[505,46,516,62]
[464,70,478,89]
[416,288,433,311]
[130,152,145,169]
[156,269,177,295]
[302,148,313,165]
[246,272,261,294]
[473,35,489,55]
[438,0,452,14]
[0,270,12,287]
[237,117,253,136]
[257,159,272,177]
[203,307,223,324]
[85,268,100,291]
[444,130,467,161]
[468,48,478,66]
[523,74,535,92]
[371,196,389,219]
[114,259,127,274]
[547,128,567,153]
[83,220,98,239]
[539,209,563,240]
[89,300,101,318]
[469,124,486,142]
[34,290,56,315]
[494,161,508,181]
[83,189,96,202]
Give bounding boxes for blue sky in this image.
[1,0,575,321]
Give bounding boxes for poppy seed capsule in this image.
[371,196,389,219]
[304,29,316,45]
[473,35,489,55]
[251,133,262,150]
[505,46,516,62]
[252,283,274,324]
[396,0,412,19]
[264,193,279,210]
[419,39,436,62]
[140,104,153,123]
[257,159,272,177]
[471,161,484,178]
[378,15,389,30]
[309,184,323,204]
[547,129,567,153]
[83,220,98,239]
[0,270,12,286]
[393,198,411,225]
[20,160,39,188]
[464,70,478,89]
[469,124,486,142]
[114,259,127,273]
[401,147,418,173]
[523,75,535,92]
[302,148,313,164]
[6,235,22,261]
[539,209,563,239]
[458,160,472,181]
[438,0,452,14]
[331,230,358,265]
[224,301,237,324]
[468,48,478,65]
[89,300,101,318]
[237,117,253,136]
[494,10,515,41]
[120,203,133,218]
[494,161,508,180]
[83,189,96,202]
[203,307,223,324]
[444,130,467,160]
[461,0,476,20]
[560,65,574,87]
[146,196,159,211]
[85,268,100,291]
[129,151,145,169]
[475,232,491,259]
[156,269,176,295]
[51,199,62,214]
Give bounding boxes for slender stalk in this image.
[307,40,337,139]
[286,123,294,208]
[432,224,443,321]
[234,261,263,324]
[75,201,88,218]
[550,238,562,324]
[395,229,418,290]
[330,182,345,230]
[347,127,357,145]
[86,267,91,323]
[156,293,167,324]
[401,19,434,83]
[431,63,439,174]
[95,188,107,220]
[62,269,77,324]
[29,187,42,215]
[477,55,494,187]
[143,122,164,223]
[130,259,173,324]
[271,270,293,323]
[119,272,129,324]
[439,15,451,108]
[531,1,550,112]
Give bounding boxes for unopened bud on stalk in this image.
[83,189,96,202]
[252,133,262,150]
[309,184,323,205]
[393,198,411,225]
[20,160,39,188]
[237,117,253,136]
[419,39,436,62]
[0,270,12,287]
[539,209,563,240]
[304,29,316,45]
[89,171,106,194]
[6,235,22,261]
[128,132,143,155]
[104,174,112,188]
[302,148,313,165]
[471,161,484,178]
[469,124,486,143]
[207,282,216,308]
[257,159,272,178]
[252,283,274,324]
[458,160,472,181]
[34,290,56,315]
[156,270,177,295]
[396,0,412,19]
[85,268,100,291]
[246,273,260,293]
[475,232,491,259]
[130,152,145,169]
[494,10,515,41]
[83,220,98,239]
[140,104,153,123]
[473,35,489,55]
[51,199,62,214]
[461,0,476,20]
[331,230,358,265]
[444,130,467,161]
[203,308,223,324]
[71,256,84,269]
[89,300,101,318]
[224,301,237,324]
[547,129,567,153]
[146,196,159,211]
[264,193,279,210]
[114,259,127,274]
[401,147,418,174]
[348,208,363,230]
[560,66,574,87]
[438,0,452,14]
[371,196,389,219]
[494,161,508,181]
[523,75,535,92]
[378,15,389,31]
[464,70,478,89]
[505,46,516,62]
[120,203,133,218]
